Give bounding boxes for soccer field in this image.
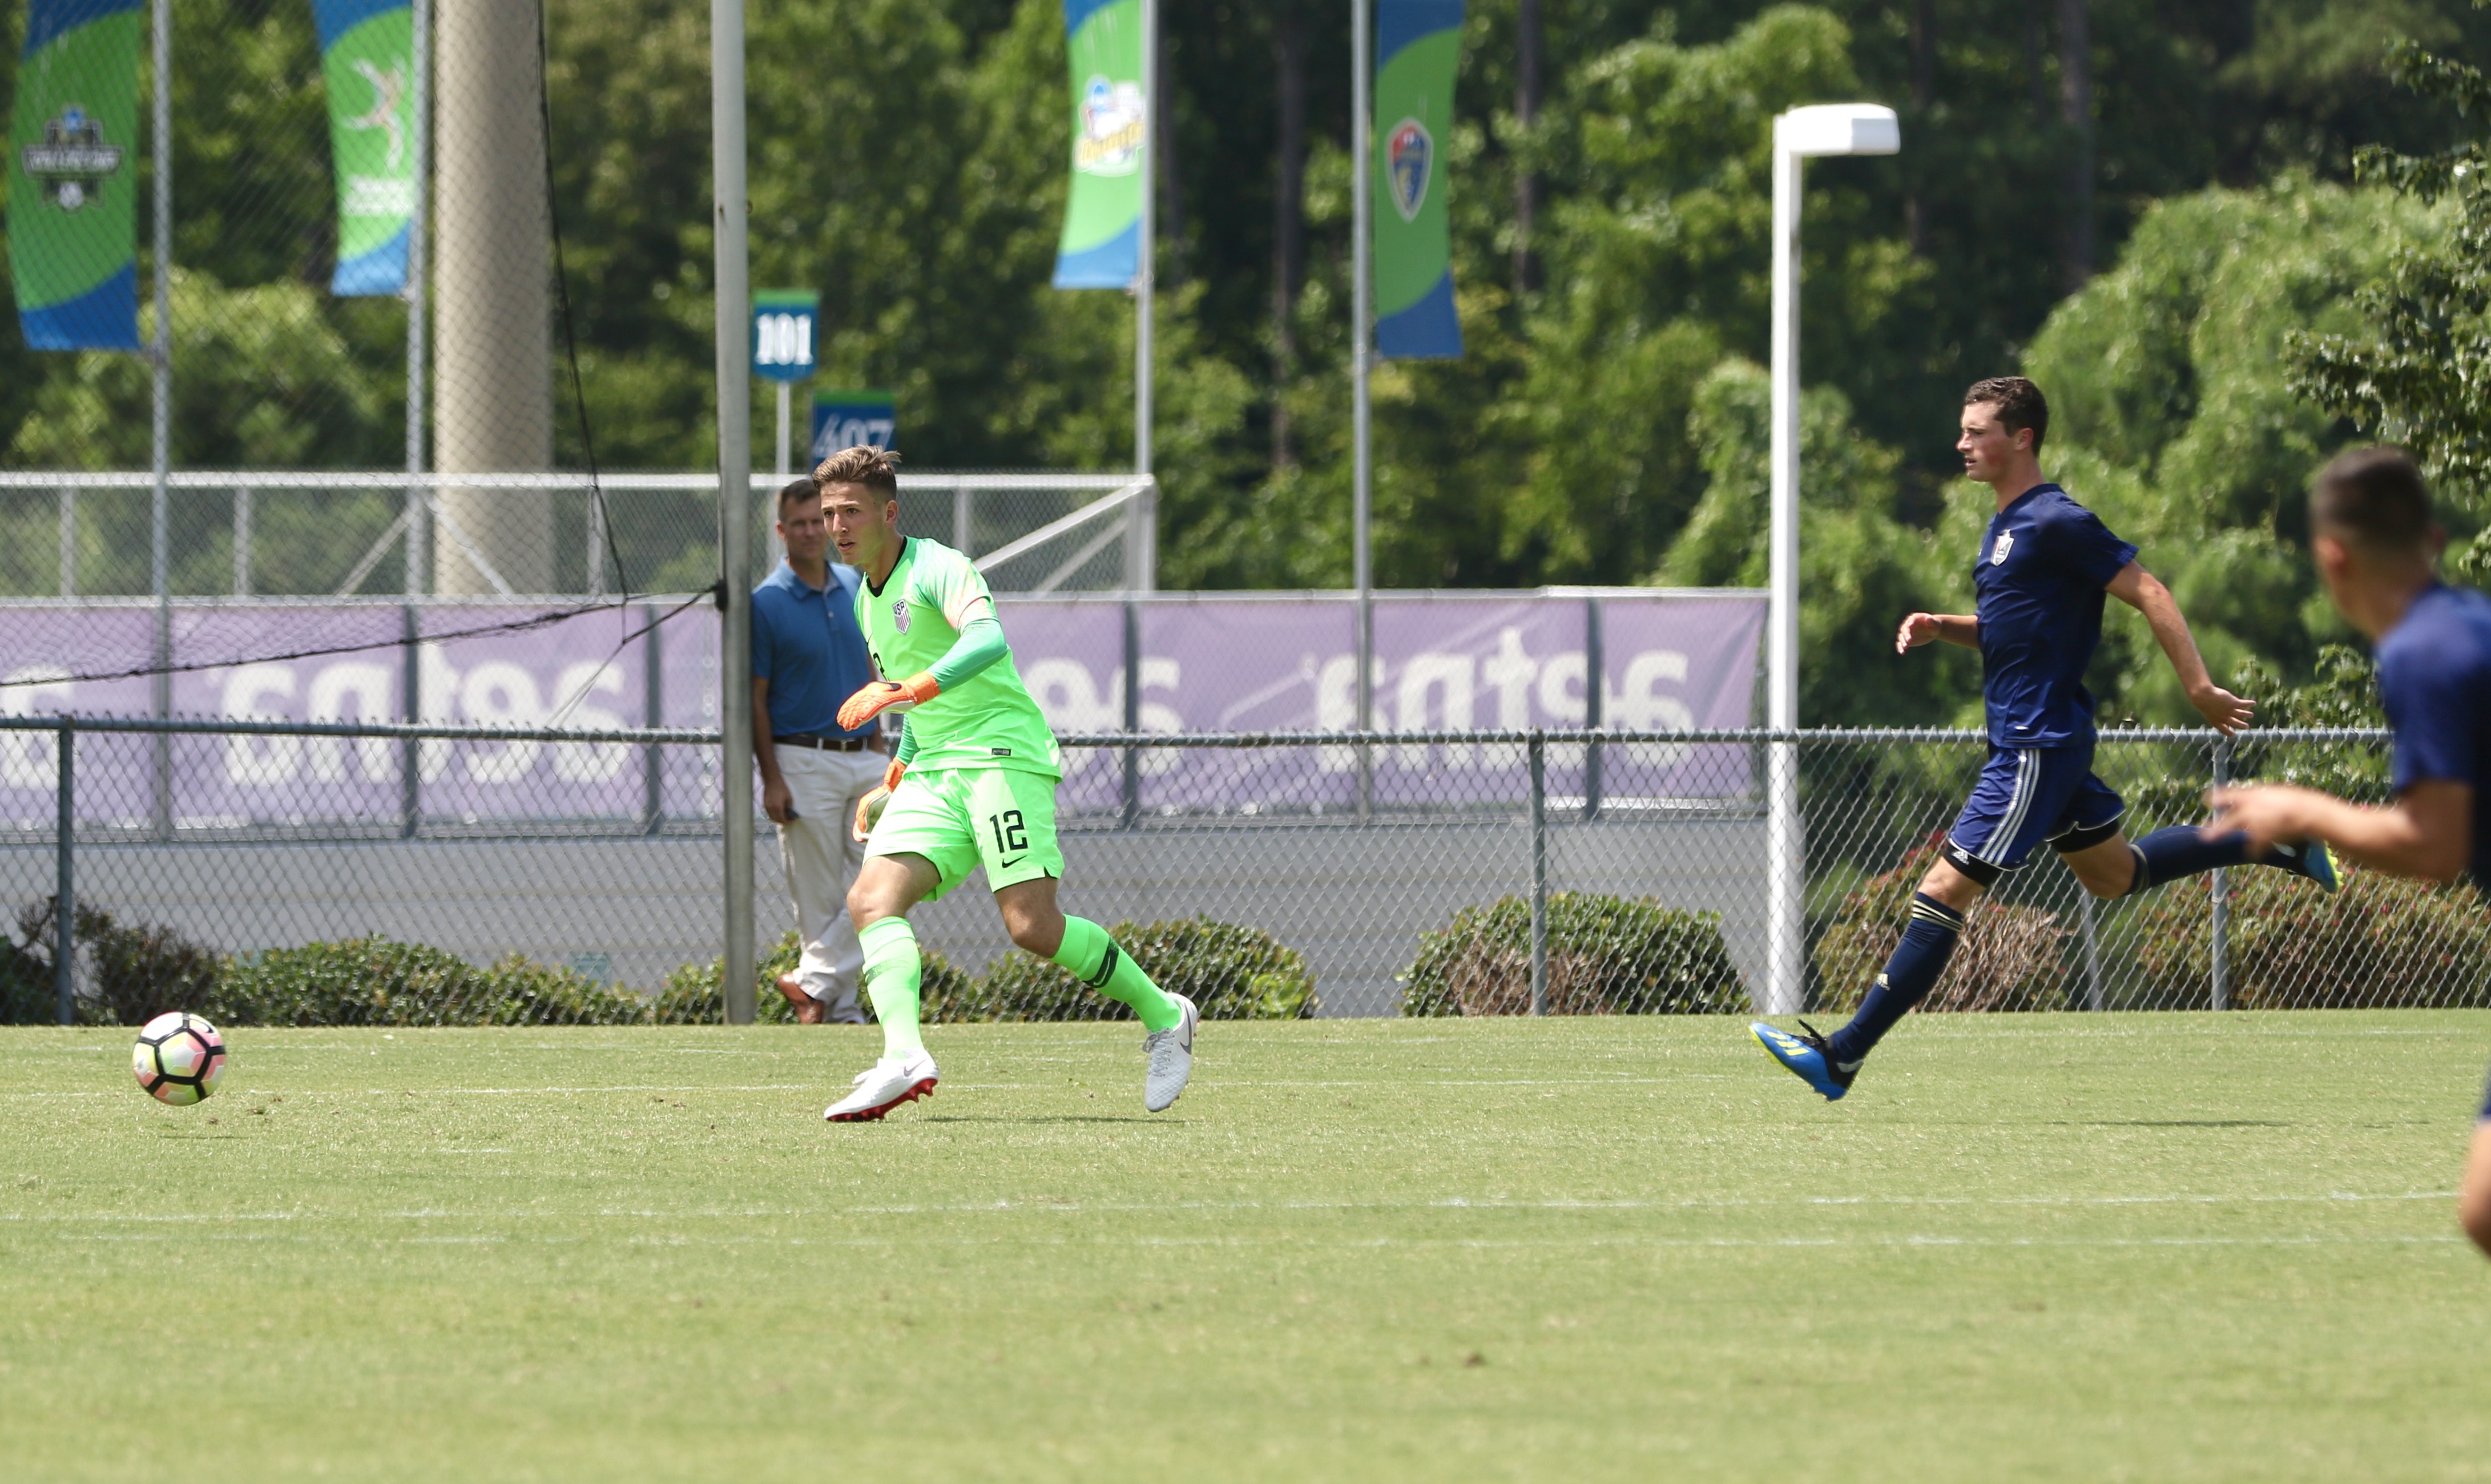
[9,1015,2491,1482]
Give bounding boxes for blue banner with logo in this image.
[1373,0,1462,359]
[1052,0,1146,288]
[7,0,144,350]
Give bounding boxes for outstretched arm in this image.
[2207,779,2473,884]
[836,599,1011,730]
[2105,560,2253,735]
[1895,612,1979,654]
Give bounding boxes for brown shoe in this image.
[777,973,826,1025]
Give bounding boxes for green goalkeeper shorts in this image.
[864,765,1064,900]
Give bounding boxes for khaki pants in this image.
[775,744,886,1021]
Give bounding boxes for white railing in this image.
[0,470,1156,599]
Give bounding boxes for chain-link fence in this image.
[1,717,2473,1025]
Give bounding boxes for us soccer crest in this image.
[1386,119,1432,221]
[892,600,911,635]
[1991,530,2015,566]
[21,107,124,213]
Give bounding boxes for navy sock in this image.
[2124,826,2255,895]
[1825,893,1966,1067]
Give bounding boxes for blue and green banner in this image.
[1052,0,1146,289]
[8,0,143,350]
[312,0,417,296]
[1373,0,1462,359]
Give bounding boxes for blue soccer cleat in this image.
[1750,1019,1857,1102]
[2269,837,2340,894]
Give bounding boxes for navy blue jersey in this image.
[1972,484,2138,747]
[2375,582,2491,887]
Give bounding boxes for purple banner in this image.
[1,590,1763,824]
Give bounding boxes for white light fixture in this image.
[1764,103,1899,1016]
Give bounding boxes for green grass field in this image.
[9,1014,2491,1482]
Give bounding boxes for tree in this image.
[2289,38,2491,511]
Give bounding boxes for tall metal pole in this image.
[404,0,430,593]
[775,381,791,479]
[1351,0,1375,809]
[149,0,173,842]
[1135,0,1157,477]
[1764,123,1804,1015]
[712,0,756,1025]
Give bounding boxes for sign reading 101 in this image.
[751,290,819,382]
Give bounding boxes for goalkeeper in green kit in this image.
[813,445,1196,1121]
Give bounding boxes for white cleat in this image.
[1143,994,1198,1113]
[824,1050,938,1122]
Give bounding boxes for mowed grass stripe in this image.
[5,1014,2490,1483]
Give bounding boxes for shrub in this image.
[213,937,651,1026]
[1402,893,1745,1017]
[0,932,54,1025]
[972,918,1317,1022]
[2130,866,2491,1008]
[13,899,221,1026]
[1812,839,2070,1014]
[652,931,804,1025]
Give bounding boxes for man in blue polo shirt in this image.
[753,477,887,1025]
[2207,447,2491,1256]
[1752,377,2337,1099]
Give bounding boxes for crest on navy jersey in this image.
[1990,530,2014,566]
[892,600,911,634]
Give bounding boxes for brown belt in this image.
[773,734,881,752]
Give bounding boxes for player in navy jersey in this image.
[2203,447,2491,1256]
[1753,377,2338,1100]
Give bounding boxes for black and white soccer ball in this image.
[132,1013,227,1106]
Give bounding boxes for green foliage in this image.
[972,918,1316,1022]
[2291,39,2491,507]
[9,900,221,1026]
[1654,356,1972,725]
[652,931,804,1025]
[2133,866,2491,1007]
[214,937,651,1027]
[0,928,55,1026]
[2017,179,2440,722]
[1812,840,2070,1014]
[1401,892,1744,1017]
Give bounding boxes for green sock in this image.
[1053,916,1179,1032]
[859,916,925,1056]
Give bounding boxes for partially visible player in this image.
[1752,377,2337,1099]
[2204,447,2491,1257]
[813,445,1196,1122]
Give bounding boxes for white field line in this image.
[2,1190,2454,1225]
[49,1231,2472,1251]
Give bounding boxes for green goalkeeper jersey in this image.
[857,537,1061,777]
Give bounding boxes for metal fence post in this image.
[1120,598,1140,829]
[54,719,74,1026]
[1529,728,1549,1017]
[641,600,665,835]
[2209,735,2231,1011]
[1582,595,1603,821]
[952,480,973,556]
[2075,892,2105,1011]
[398,605,422,839]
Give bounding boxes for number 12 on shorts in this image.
[989,808,1027,856]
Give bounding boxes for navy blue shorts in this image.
[1942,743,2126,882]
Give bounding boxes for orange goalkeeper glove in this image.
[837,672,938,731]
[852,758,906,843]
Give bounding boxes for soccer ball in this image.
[132,1013,227,1106]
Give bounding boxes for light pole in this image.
[1766,103,1898,1016]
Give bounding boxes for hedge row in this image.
[0,902,1317,1027]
